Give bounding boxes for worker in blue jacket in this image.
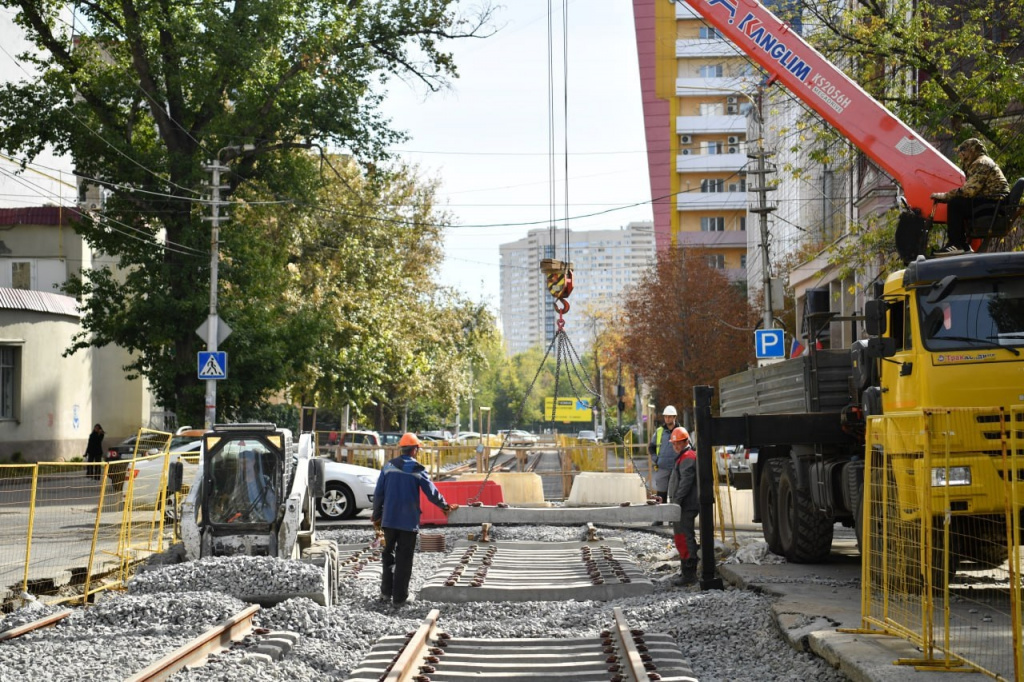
[371,432,456,606]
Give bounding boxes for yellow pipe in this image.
[22,465,39,594]
[85,464,109,604]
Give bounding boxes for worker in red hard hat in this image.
[667,426,699,587]
[371,432,457,606]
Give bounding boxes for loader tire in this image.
[301,539,339,607]
[777,460,833,563]
[759,458,785,556]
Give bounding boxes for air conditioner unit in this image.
[728,183,739,192]
[727,135,739,144]
[679,134,692,144]
[728,145,739,154]
[726,104,739,114]
[727,96,738,104]
[681,148,692,156]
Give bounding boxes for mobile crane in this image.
[677,0,1024,579]
[681,0,1022,260]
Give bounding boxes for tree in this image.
[619,247,755,424]
[0,0,493,420]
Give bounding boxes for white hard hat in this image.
[662,405,677,416]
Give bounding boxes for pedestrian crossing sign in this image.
[198,351,227,380]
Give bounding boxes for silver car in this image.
[317,460,380,521]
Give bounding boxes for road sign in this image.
[198,351,228,380]
[755,329,785,359]
[196,315,232,345]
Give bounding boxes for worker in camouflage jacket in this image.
[930,137,1010,254]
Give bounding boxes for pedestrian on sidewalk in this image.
[667,426,699,586]
[85,423,105,479]
[371,432,457,606]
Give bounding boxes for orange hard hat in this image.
[670,427,690,442]
[398,432,422,448]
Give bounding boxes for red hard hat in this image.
[399,433,422,448]
[670,427,690,442]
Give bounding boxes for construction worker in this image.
[667,426,699,586]
[931,137,1009,255]
[371,432,457,606]
[648,405,679,524]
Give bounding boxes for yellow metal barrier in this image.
[861,408,1024,680]
[0,430,174,611]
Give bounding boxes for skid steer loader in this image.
[177,423,338,606]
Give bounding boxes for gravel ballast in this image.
[0,525,849,682]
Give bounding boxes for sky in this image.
[378,0,654,311]
[0,2,655,312]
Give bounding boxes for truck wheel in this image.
[759,459,785,556]
[777,460,833,563]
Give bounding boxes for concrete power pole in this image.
[746,90,777,330]
[201,157,230,430]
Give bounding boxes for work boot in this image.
[671,560,698,587]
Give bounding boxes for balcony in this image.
[676,39,738,59]
[676,192,747,212]
[677,231,748,249]
[677,115,747,135]
[676,152,747,173]
[676,76,757,97]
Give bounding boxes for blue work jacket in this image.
[372,455,448,532]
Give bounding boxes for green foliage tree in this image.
[0,0,493,422]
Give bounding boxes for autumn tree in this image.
[0,0,493,421]
[620,247,756,426]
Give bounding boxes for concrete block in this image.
[565,472,648,506]
[455,473,549,505]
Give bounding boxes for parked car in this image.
[317,460,380,521]
[379,431,403,447]
[125,439,202,519]
[453,431,481,446]
[715,445,753,489]
[333,430,385,467]
[499,429,538,447]
[577,429,599,444]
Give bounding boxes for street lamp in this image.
[201,144,253,429]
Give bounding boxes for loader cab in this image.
[198,424,292,554]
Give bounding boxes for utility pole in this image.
[201,156,229,430]
[200,145,251,429]
[746,88,777,330]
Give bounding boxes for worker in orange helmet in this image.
[667,426,699,586]
[371,432,457,606]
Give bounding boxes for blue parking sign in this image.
[754,330,785,359]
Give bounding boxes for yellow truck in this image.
[709,252,1024,574]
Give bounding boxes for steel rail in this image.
[383,608,440,681]
[612,606,649,682]
[0,608,73,641]
[125,604,259,682]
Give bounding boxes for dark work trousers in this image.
[673,510,699,562]
[946,197,999,248]
[381,527,418,604]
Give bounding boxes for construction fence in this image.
[861,407,1024,681]
[0,429,176,612]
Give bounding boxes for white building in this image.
[500,222,656,357]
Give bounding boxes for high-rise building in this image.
[633,1,756,284]
[500,222,655,356]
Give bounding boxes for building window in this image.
[700,179,724,193]
[707,254,725,269]
[701,217,726,231]
[699,27,723,40]
[699,103,723,116]
[11,262,31,290]
[739,217,747,231]
[699,64,724,78]
[740,254,747,268]
[704,141,723,155]
[0,347,14,419]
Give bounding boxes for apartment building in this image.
[500,222,656,356]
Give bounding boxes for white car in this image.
[125,440,201,518]
[317,459,380,521]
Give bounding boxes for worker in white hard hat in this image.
[647,405,679,524]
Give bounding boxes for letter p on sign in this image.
[755,330,785,359]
